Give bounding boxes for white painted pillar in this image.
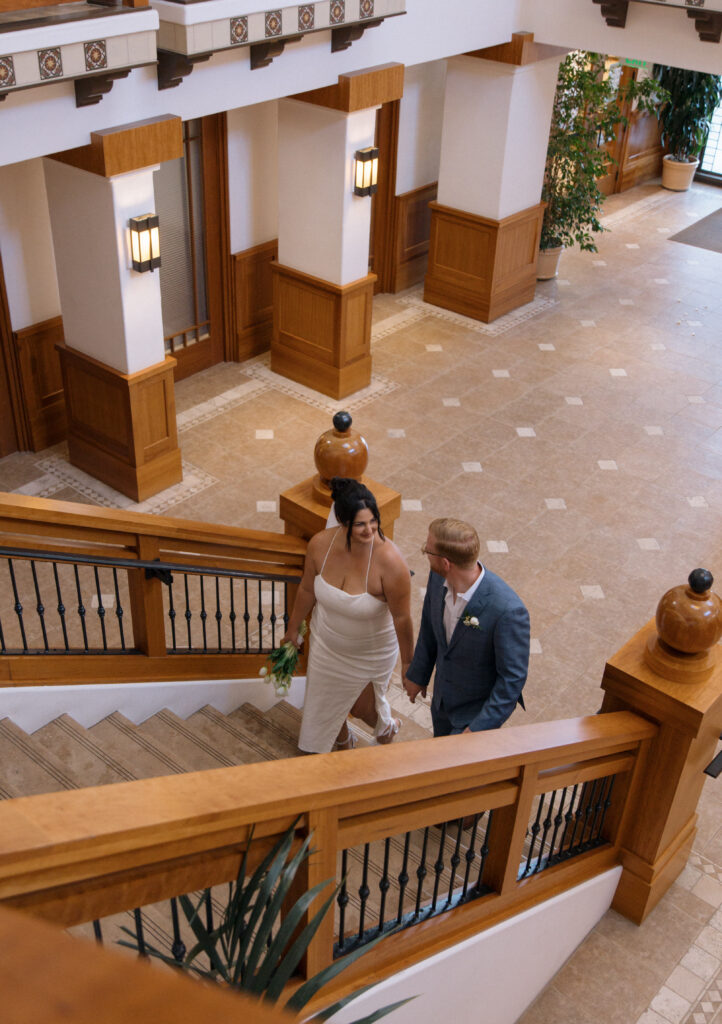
[43,158,165,375]
[437,54,562,221]
[277,98,377,287]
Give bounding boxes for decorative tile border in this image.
[330,0,346,23]
[398,286,558,337]
[298,4,315,31]
[242,354,398,413]
[230,15,249,43]
[176,379,269,432]
[84,40,107,72]
[370,307,426,343]
[265,9,282,36]
[38,47,63,80]
[0,55,16,88]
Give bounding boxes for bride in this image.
[282,477,414,753]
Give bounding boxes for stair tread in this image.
[192,703,301,762]
[0,717,79,797]
[87,712,200,778]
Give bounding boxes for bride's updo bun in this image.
[331,477,384,548]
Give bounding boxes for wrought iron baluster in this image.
[414,828,430,918]
[243,580,250,650]
[93,566,108,650]
[270,581,277,650]
[30,560,49,650]
[567,781,589,854]
[534,790,558,874]
[357,843,371,939]
[133,907,147,956]
[396,831,411,923]
[548,787,567,864]
[199,576,208,652]
[168,578,177,651]
[283,581,289,635]
[337,849,349,952]
[52,562,70,650]
[447,820,464,905]
[7,559,28,651]
[579,779,600,849]
[214,576,222,650]
[73,564,89,651]
[377,837,391,932]
[597,775,616,838]
[557,783,579,858]
[169,897,187,963]
[0,610,5,653]
[204,889,213,932]
[523,794,546,877]
[92,919,103,944]
[112,567,125,650]
[461,814,481,900]
[584,778,608,849]
[229,579,236,651]
[184,574,192,649]
[476,810,493,891]
[430,823,447,913]
[256,580,263,652]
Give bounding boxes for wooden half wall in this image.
[231,239,278,360]
[9,317,66,452]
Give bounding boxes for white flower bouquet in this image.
[259,621,307,697]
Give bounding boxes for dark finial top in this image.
[333,411,352,433]
[689,568,713,594]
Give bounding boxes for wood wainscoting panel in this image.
[424,201,544,323]
[231,239,278,361]
[390,182,437,293]
[13,317,67,451]
[57,344,182,502]
[616,110,664,192]
[271,263,375,399]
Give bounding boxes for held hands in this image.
[403,676,427,704]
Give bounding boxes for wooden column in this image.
[601,618,722,923]
[424,200,545,323]
[57,343,182,502]
[271,263,375,400]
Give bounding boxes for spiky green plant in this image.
[119,820,410,1023]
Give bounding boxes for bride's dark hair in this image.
[331,477,385,549]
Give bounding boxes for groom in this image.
[404,518,529,735]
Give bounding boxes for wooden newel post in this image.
[601,569,722,924]
[279,411,401,541]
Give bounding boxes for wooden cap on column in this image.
[312,411,369,505]
[644,569,722,683]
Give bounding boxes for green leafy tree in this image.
[541,52,663,252]
[120,820,411,1023]
[652,65,722,163]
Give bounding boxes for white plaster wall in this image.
[0,160,60,330]
[227,100,279,254]
[437,56,560,221]
[278,99,376,286]
[519,0,722,75]
[395,60,446,197]
[0,0,522,168]
[43,159,165,374]
[329,867,623,1024]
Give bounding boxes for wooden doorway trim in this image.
[202,112,233,365]
[0,249,27,454]
[369,99,400,294]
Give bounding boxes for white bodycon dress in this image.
[297,533,397,753]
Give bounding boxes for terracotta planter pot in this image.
[661,154,699,192]
[536,246,563,280]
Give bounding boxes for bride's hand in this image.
[282,630,302,649]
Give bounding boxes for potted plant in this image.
[652,64,722,191]
[539,51,661,278]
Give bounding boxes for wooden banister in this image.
[0,712,656,1005]
[0,492,307,684]
[1,904,294,1024]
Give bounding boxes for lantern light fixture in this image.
[352,146,379,197]
[129,213,161,273]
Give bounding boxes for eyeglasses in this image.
[421,545,443,557]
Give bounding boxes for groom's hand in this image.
[403,677,427,703]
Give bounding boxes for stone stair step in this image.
[0,717,79,798]
[194,703,300,763]
[86,712,197,779]
[136,708,249,772]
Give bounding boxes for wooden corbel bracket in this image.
[591,0,629,28]
[157,49,211,90]
[331,19,382,52]
[687,8,722,42]
[74,68,131,107]
[250,34,301,70]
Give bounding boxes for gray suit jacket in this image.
[407,568,530,732]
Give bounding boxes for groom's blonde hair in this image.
[429,518,479,569]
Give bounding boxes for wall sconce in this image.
[129,214,161,273]
[352,147,379,197]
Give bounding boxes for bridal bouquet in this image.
[259,621,307,697]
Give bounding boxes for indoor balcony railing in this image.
[0,491,306,683]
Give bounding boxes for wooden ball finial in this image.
[312,412,369,506]
[644,569,722,682]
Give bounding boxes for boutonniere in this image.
[463,615,480,629]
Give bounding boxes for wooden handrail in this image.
[0,492,307,683]
[1,904,294,1024]
[0,712,656,1006]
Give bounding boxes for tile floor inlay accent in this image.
[176,380,269,431]
[399,286,558,336]
[598,460,618,470]
[462,462,482,473]
[580,585,605,599]
[242,354,398,411]
[493,369,510,377]
[487,540,509,553]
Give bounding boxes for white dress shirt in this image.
[443,563,485,643]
